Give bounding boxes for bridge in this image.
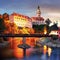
[0,34,57,37]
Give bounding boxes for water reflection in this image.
[12,47,60,60]
[43,45,47,54]
[2,37,60,60]
[50,48,60,60]
[40,54,48,60]
[48,47,52,57]
[4,47,60,60]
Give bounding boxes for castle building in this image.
[31,6,45,25]
[9,12,32,28]
[9,6,45,28]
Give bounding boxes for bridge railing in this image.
[0,34,54,37]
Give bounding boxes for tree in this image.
[52,35,58,41]
[0,18,6,42]
[45,18,52,34]
[3,13,9,20]
[45,18,51,26]
[0,18,6,33]
[33,24,46,33]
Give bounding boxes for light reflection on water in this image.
[47,47,52,57]
[4,48,60,60]
[7,37,60,60]
[10,48,60,60]
[13,45,60,60]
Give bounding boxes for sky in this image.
[0,0,60,26]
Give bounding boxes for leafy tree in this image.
[52,35,58,41]
[45,18,51,26]
[3,13,9,20]
[33,24,46,33]
[0,18,6,33]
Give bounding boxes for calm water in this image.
[3,47,60,60]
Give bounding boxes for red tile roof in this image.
[31,17,44,21]
[10,12,32,21]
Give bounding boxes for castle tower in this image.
[31,5,44,25]
[36,5,41,17]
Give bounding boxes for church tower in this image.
[36,5,41,17]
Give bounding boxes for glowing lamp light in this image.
[44,26,47,34]
[44,30,47,34]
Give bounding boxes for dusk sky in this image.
[0,0,60,26]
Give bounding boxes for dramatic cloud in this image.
[0,0,60,26]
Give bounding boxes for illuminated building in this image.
[9,12,32,28]
[31,6,45,25]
